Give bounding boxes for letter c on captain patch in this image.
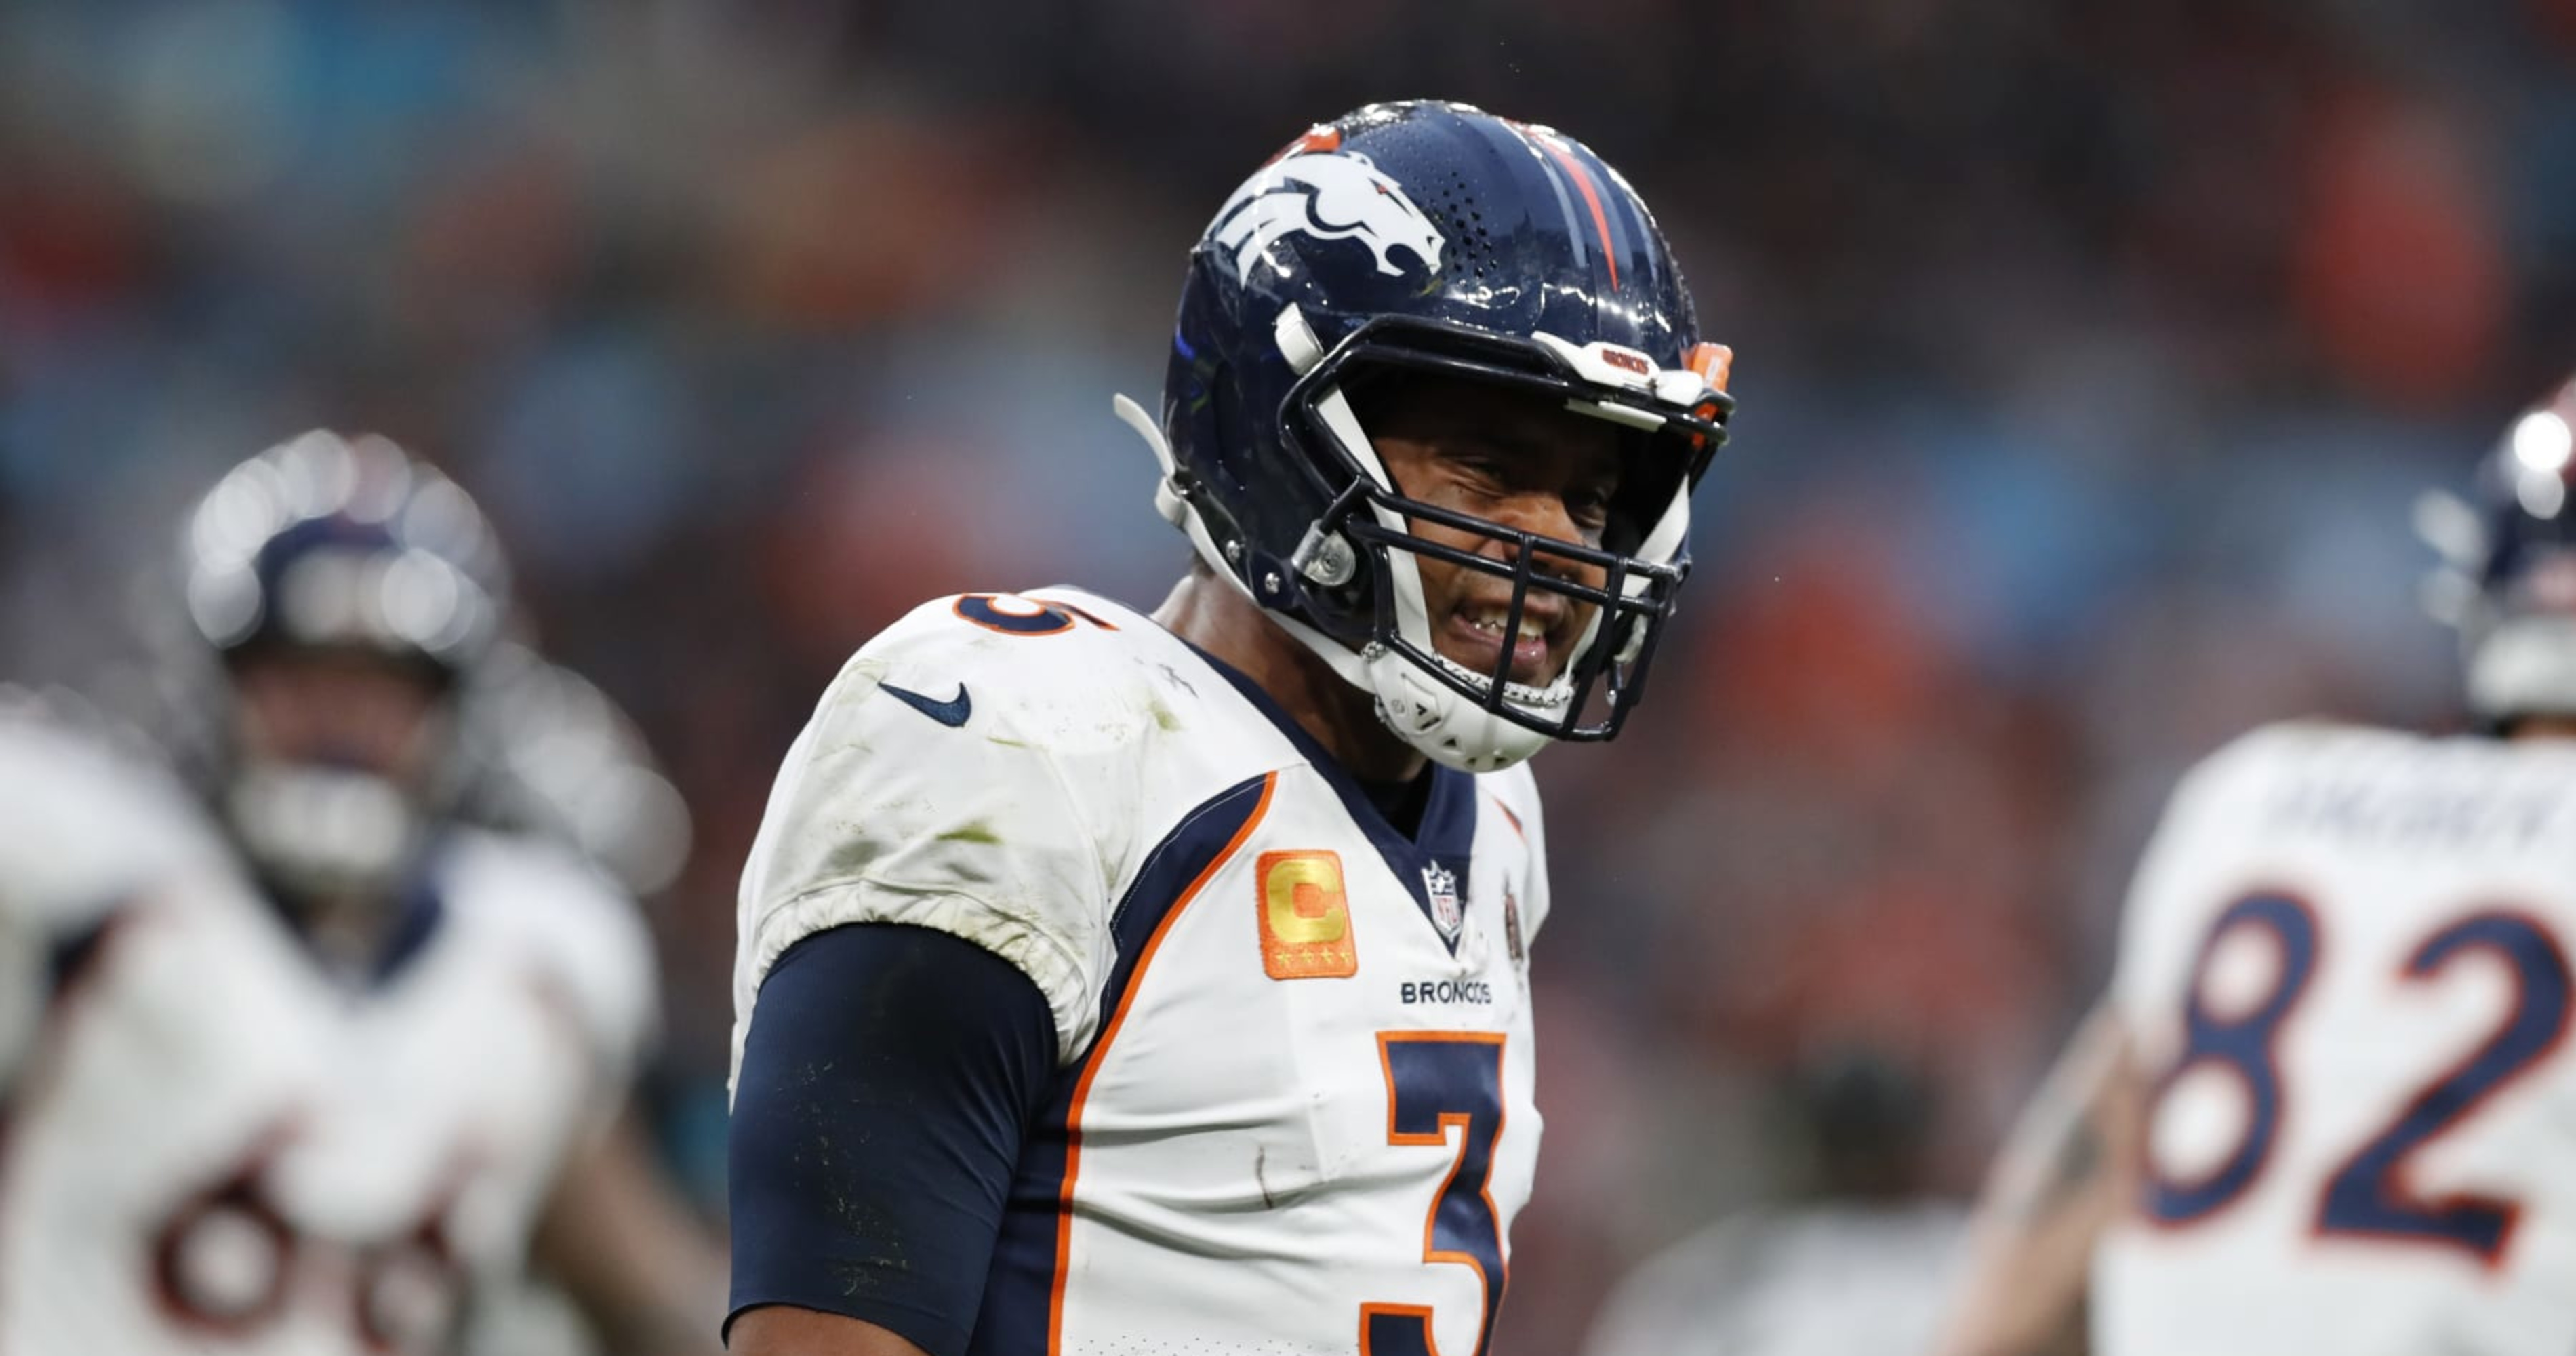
[1257,850,1358,980]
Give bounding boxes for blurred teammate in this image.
[727,101,1734,1355]
[1936,380,2576,1355]
[0,431,717,1353]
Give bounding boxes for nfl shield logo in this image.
[1422,862,1464,945]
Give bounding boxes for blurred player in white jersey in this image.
[0,431,718,1354]
[725,101,1735,1356]
[1937,378,2576,1355]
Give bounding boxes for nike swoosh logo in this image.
[880,681,971,728]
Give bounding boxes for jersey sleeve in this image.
[0,709,230,1088]
[0,708,224,930]
[727,923,1055,1355]
[733,599,1127,1074]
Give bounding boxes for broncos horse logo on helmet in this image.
[1210,133,1447,284]
[1116,100,1735,773]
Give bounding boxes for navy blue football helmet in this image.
[182,431,510,898]
[1117,100,1733,772]
[2420,377,2576,723]
[186,430,508,680]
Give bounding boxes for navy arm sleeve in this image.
[727,923,1057,1355]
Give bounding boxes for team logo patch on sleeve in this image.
[1257,850,1359,980]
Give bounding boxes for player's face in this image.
[230,649,447,787]
[1364,377,1622,688]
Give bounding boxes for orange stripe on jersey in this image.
[1047,772,1279,1353]
[1488,797,1524,841]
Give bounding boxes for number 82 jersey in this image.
[733,589,1551,1356]
[2099,721,2576,1356]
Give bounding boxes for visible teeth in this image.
[1465,608,1512,634]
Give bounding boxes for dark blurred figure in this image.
[1583,1048,1965,1356]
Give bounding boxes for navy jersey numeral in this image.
[951,593,1116,636]
[2144,893,2320,1227]
[2144,898,2574,1268]
[2313,911,2573,1264]
[1368,1032,1508,1356]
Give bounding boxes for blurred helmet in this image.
[186,430,508,677]
[2419,379,2576,725]
[1119,100,1733,772]
[456,641,693,898]
[182,430,510,899]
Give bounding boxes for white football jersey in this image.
[2098,721,2576,1355]
[735,588,1553,1356]
[0,707,656,1355]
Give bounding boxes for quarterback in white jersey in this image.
[1935,380,2576,1356]
[0,431,717,1355]
[739,587,1551,1355]
[725,102,1737,1356]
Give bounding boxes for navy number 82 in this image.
[2144,891,2573,1267]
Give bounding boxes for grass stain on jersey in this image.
[820,838,885,879]
[936,821,1003,846]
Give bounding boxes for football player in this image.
[0,431,717,1353]
[1935,380,2576,1355]
[724,100,1734,1356]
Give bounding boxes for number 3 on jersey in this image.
[1366,1032,1508,1356]
[2145,892,2575,1266]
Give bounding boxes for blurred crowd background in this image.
[5,1,2572,1349]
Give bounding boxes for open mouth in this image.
[1442,599,1565,687]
